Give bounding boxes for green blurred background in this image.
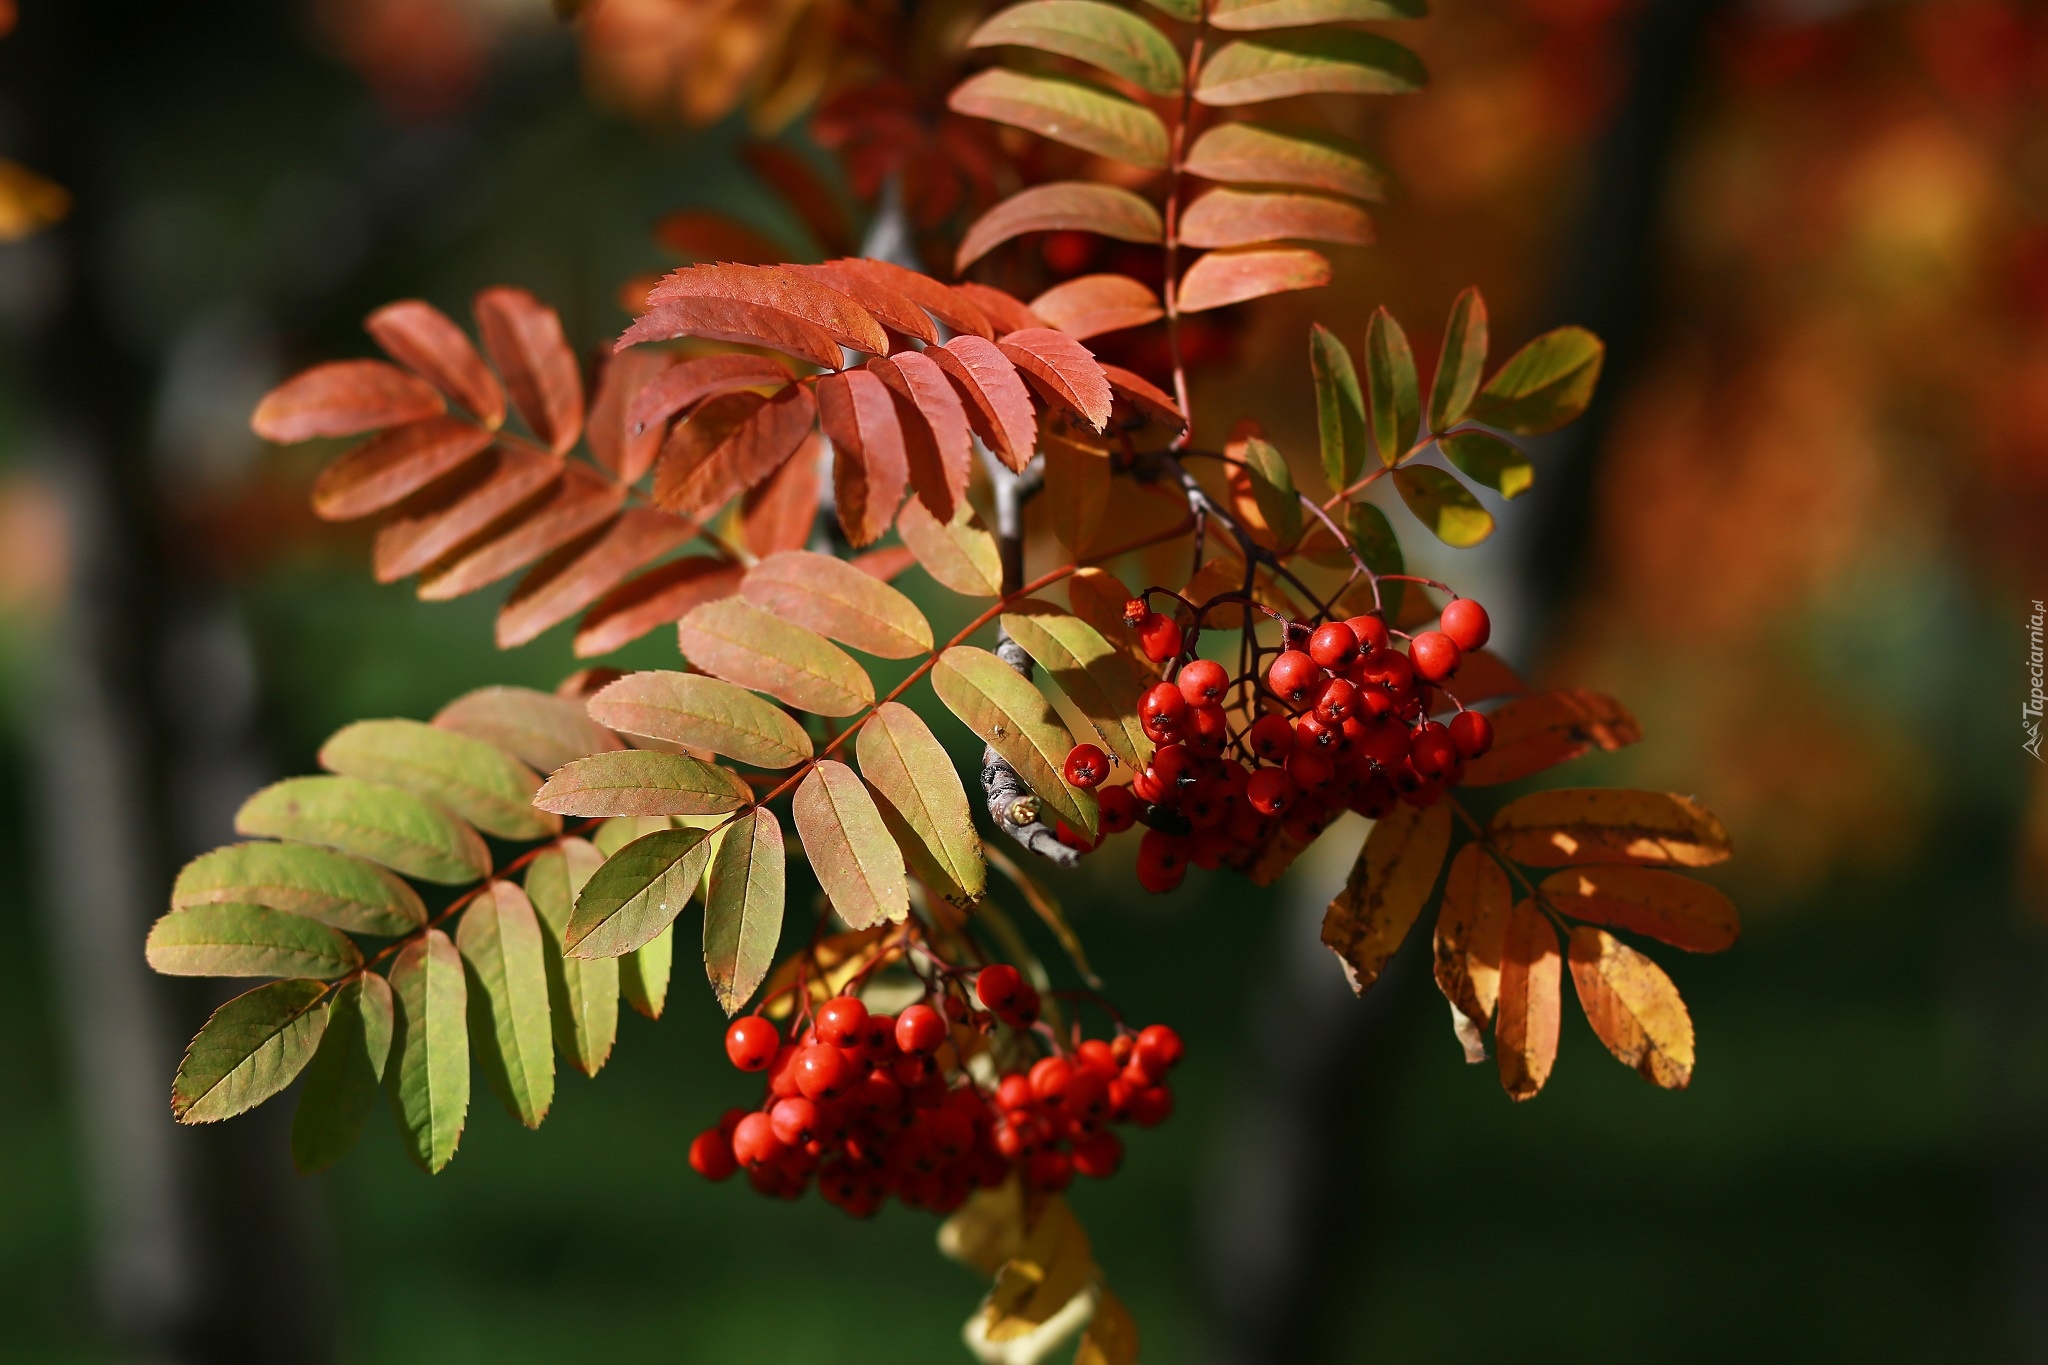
[1,0,2045,1360]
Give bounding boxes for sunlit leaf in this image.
[999,328,1113,432]
[419,463,626,600]
[310,418,496,522]
[474,287,584,455]
[1320,801,1451,994]
[930,335,1039,471]
[1496,899,1560,1101]
[1175,247,1331,313]
[566,826,713,958]
[677,597,877,717]
[856,702,988,906]
[574,556,747,658]
[820,257,997,339]
[235,775,489,886]
[791,261,940,346]
[1101,364,1185,429]
[371,447,564,584]
[1181,188,1375,250]
[1310,323,1367,493]
[932,646,1098,839]
[173,978,329,1124]
[957,182,1164,273]
[584,349,674,485]
[621,295,842,370]
[587,670,812,770]
[1439,430,1531,498]
[743,550,933,659]
[290,972,392,1173]
[386,928,470,1171]
[496,508,697,648]
[1066,567,1153,674]
[949,69,1169,170]
[319,718,557,842]
[939,1176,1028,1275]
[526,838,620,1075]
[795,760,909,930]
[621,927,674,1019]
[818,368,910,548]
[252,360,445,443]
[1183,121,1388,202]
[433,684,624,774]
[999,604,1150,770]
[1431,647,1525,708]
[1539,866,1738,953]
[1433,844,1509,1036]
[1460,688,1640,786]
[1488,788,1734,869]
[148,903,361,980]
[172,841,424,937]
[1028,275,1163,342]
[1211,0,1423,27]
[367,299,505,427]
[626,353,794,439]
[742,442,825,556]
[1469,325,1603,436]
[533,749,751,818]
[968,1,1185,95]
[704,808,786,1014]
[1043,431,1111,556]
[869,351,973,524]
[1366,306,1419,468]
[898,497,1004,597]
[1195,31,1427,106]
[1392,465,1493,547]
[1568,926,1694,1088]
[1427,286,1487,432]
[457,880,555,1129]
[1075,1287,1140,1365]
[971,1195,1096,1347]
[644,263,890,357]
[652,384,818,524]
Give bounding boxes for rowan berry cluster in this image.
[1055,592,1497,893]
[688,970,1181,1215]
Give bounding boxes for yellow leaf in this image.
[931,646,1098,839]
[1002,601,1151,769]
[1320,802,1451,995]
[1434,843,1509,1032]
[899,496,1004,597]
[1073,1288,1139,1365]
[1459,689,1639,787]
[1043,429,1112,556]
[1488,788,1733,869]
[1567,926,1695,1088]
[1066,566,1154,676]
[1539,865,1738,953]
[1496,899,1560,1101]
[976,1196,1096,1346]
[940,1175,1029,1276]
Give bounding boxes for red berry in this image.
[1097,784,1138,834]
[1408,631,1462,682]
[1135,1024,1183,1076]
[1356,647,1415,697]
[689,1128,737,1181]
[1131,764,1168,805]
[1126,1084,1174,1128]
[1185,702,1229,757]
[1246,766,1299,816]
[1314,677,1360,726]
[816,997,869,1050]
[1139,682,1188,741]
[725,1016,780,1072]
[1247,713,1296,763]
[1345,614,1390,653]
[1151,742,1196,791]
[895,1004,947,1055]
[1063,743,1108,789]
[795,1044,854,1101]
[1449,709,1494,759]
[1136,830,1190,893]
[1137,612,1183,663]
[1266,650,1323,706]
[977,964,1025,1013]
[862,1013,898,1057]
[1027,1148,1074,1192]
[1286,746,1335,788]
[1177,658,1229,706]
[1121,596,1149,627]
[1077,1039,1118,1076]
[1357,718,1411,768]
[770,1096,821,1146]
[997,1072,1033,1112]
[1349,772,1399,817]
[767,1042,803,1098]
[1309,621,1360,670]
[1440,598,1491,651]
[1029,1056,1073,1104]
[1072,1130,1123,1179]
[732,1112,785,1170]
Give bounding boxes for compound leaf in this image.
[172,978,330,1124]
[235,775,489,886]
[148,903,362,980]
[1320,801,1451,995]
[319,718,558,842]
[856,701,988,906]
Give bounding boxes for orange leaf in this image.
[433,685,624,773]
[852,545,916,581]
[677,597,876,717]
[817,370,909,547]
[1539,866,1738,953]
[366,300,505,427]
[1488,789,1734,869]
[1435,843,1509,1033]
[626,354,795,444]
[1067,567,1153,674]
[897,497,1003,597]
[953,282,1047,337]
[644,263,888,357]
[1320,801,1452,995]
[1179,188,1375,249]
[1043,430,1110,556]
[815,257,995,339]
[252,359,445,443]
[1459,688,1640,786]
[1496,899,1560,1100]
[1433,649,1525,710]
[473,287,584,455]
[372,447,562,584]
[1567,926,1694,1088]
[741,143,853,256]
[868,352,972,524]
[585,350,674,486]
[956,182,1163,273]
[573,556,744,657]
[309,417,495,521]
[741,550,933,658]
[652,384,818,523]
[496,508,696,648]
[419,463,624,601]
[789,262,939,346]
[619,296,843,371]
[740,440,822,557]
[998,328,1112,432]
[929,336,1037,471]
[1100,364,1184,429]
[652,209,793,264]
[1175,247,1331,313]
[1028,274,1163,341]
[586,670,811,770]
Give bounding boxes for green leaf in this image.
[1240,435,1303,543]
[432,685,625,774]
[740,550,934,660]
[1393,465,1494,547]
[1311,323,1368,493]
[1366,306,1419,468]
[291,972,392,1173]
[1135,0,1198,21]
[172,978,329,1124]
[565,826,712,958]
[525,838,620,1076]
[855,702,988,907]
[998,605,1151,769]
[704,808,785,1015]
[930,646,1098,839]
[533,750,751,819]
[1427,285,1488,433]
[621,926,673,1020]
[793,760,908,931]
[456,881,555,1129]
[967,0,1185,95]
[319,718,559,842]
[173,841,425,937]
[1346,499,1406,619]
[386,929,470,1173]
[1183,122,1388,203]
[1441,430,1532,498]
[147,903,362,980]
[1468,325,1603,435]
[594,815,676,857]
[587,671,812,770]
[1195,31,1427,107]
[235,775,490,886]
[1212,0,1424,28]
[948,69,1169,170]
[677,598,876,718]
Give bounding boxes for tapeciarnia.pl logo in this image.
[2028,599,2045,762]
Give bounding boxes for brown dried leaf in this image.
[998,328,1112,432]
[1434,649,1525,709]
[1539,866,1739,953]
[1075,1288,1140,1365]
[1460,688,1640,786]
[1066,567,1153,674]
[496,508,696,648]
[817,370,909,547]
[372,448,562,584]
[474,287,584,455]
[653,384,818,523]
[1028,274,1163,341]
[575,556,745,657]
[310,417,495,521]
[252,360,445,443]
[1568,926,1694,1088]
[929,335,1037,471]
[1434,844,1509,1031]
[1488,789,1734,869]
[1321,802,1451,995]
[1175,246,1332,313]
[1497,899,1561,1100]
[1043,431,1110,558]
[419,463,625,601]
[868,352,972,524]
[366,300,505,426]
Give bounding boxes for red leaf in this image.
[1100,364,1185,428]
[626,354,795,437]
[1028,274,1163,340]
[741,143,853,256]
[309,417,495,521]
[1179,188,1376,249]
[585,350,674,486]
[953,282,1045,335]
[851,545,917,581]
[365,300,506,427]
[809,258,995,340]
[998,328,1112,432]
[788,262,938,346]
[643,263,889,357]
[574,556,744,658]
[419,463,624,601]
[251,360,445,443]
[652,384,818,523]
[867,352,971,523]
[955,182,1163,272]
[618,296,843,371]
[652,210,792,265]
[817,370,909,548]
[473,287,585,455]
[1175,247,1332,313]
[741,437,823,557]
[496,507,697,648]
[929,336,1037,472]
[372,447,562,584]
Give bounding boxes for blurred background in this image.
[1,0,2045,1359]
